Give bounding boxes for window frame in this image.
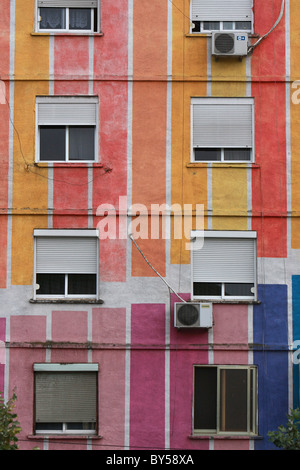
[193,364,258,436]
[190,230,257,301]
[35,1,100,34]
[33,229,100,300]
[192,20,252,34]
[33,363,99,436]
[190,97,255,164]
[35,96,99,163]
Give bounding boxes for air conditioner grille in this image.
[177,304,199,326]
[214,33,235,54]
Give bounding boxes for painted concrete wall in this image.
[0,0,297,451]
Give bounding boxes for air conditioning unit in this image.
[212,32,248,57]
[174,302,213,329]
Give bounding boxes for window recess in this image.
[33,229,99,300]
[191,0,253,33]
[191,230,257,301]
[34,364,98,435]
[191,98,254,163]
[36,96,98,163]
[193,365,257,435]
[37,0,99,33]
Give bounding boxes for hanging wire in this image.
[129,233,187,303]
[248,0,285,53]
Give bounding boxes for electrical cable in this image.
[129,233,187,303]
[248,0,285,53]
[1,81,113,187]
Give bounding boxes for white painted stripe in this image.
[49,36,54,95]
[165,0,173,450]
[124,0,133,450]
[285,0,293,411]
[4,0,16,402]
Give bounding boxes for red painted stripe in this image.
[251,0,287,257]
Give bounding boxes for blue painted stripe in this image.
[292,276,300,409]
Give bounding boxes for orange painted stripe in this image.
[131,0,168,277]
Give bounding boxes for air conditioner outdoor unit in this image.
[212,32,248,57]
[174,302,213,329]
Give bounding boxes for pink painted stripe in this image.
[130,304,165,449]
[0,318,5,393]
[169,294,209,449]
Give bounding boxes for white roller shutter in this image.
[192,100,253,148]
[38,0,97,7]
[36,236,98,274]
[37,99,97,126]
[191,0,252,21]
[192,237,255,284]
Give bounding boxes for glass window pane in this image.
[220,369,248,432]
[224,148,251,161]
[66,422,96,430]
[93,8,98,32]
[35,423,63,431]
[203,21,220,30]
[69,126,95,160]
[194,149,221,161]
[194,282,222,296]
[36,274,65,295]
[224,283,254,297]
[192,21,201,33]
[194,367,217,431]
[40,126,66,161]
[69,8,92,30]
[235,21,251,30]
[223,21,234,30]
[68,274,97,295]
[40,8,66,30]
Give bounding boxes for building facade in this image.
[0,0,298,450]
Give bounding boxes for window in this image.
[193,365,257,435]
[36,96,98,162]
[33,229,99,299]
[191,230,257,300]
[191,98,254,163]
[34,363,98,435]
[37,0,99,33]
[191,0,252,33]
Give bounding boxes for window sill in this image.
[186,162,260,169]
[34,162,104,168]
[30,299,104,304]
[31,32,104,37]
[192,299,261,304]
[28,434,102,440]
[185,33,259,38]
[189,434,262,440]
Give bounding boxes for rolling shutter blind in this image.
[35,372,97,423]
[191,0,252,21]
[38,1,97,7]
[36,236,98,274]
[193,102,252,148]
[38,101,97,126]
[192,237,255,283]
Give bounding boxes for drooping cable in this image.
[129,233,187,303]
[248,0,285,53]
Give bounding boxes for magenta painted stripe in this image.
[169,294,209,449]
[130,304,165,449]
[0,318,5,393]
